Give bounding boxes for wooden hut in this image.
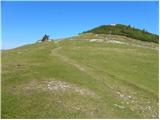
[41,34,49,42]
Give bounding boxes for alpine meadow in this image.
[1,1,159,119]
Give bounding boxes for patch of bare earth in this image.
[111,86,159,118]
[20,79,97,98]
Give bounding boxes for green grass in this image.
[1,34,159,118]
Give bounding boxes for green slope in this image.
[84,24,159,43]
[2,34,159,118]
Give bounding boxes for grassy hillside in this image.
[2,34,159,118]
[84,24,159,43]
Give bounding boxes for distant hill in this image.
[84,24,159,43]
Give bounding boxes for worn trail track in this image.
[50,42,158,118]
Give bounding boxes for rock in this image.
[113,104,125,109]
[120,94,124,98]
[128,96,132,99]
[107,40,125,44]
[89,39,97,42]
[146,106,152,111]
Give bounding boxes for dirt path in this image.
[51,42,96,78]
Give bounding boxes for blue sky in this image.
[2,1,159,49]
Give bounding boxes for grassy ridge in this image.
[1,35,159,118]
[84,24,159,43]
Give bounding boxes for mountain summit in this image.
[84,24,159,43]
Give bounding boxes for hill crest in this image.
[83,24,159,43]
